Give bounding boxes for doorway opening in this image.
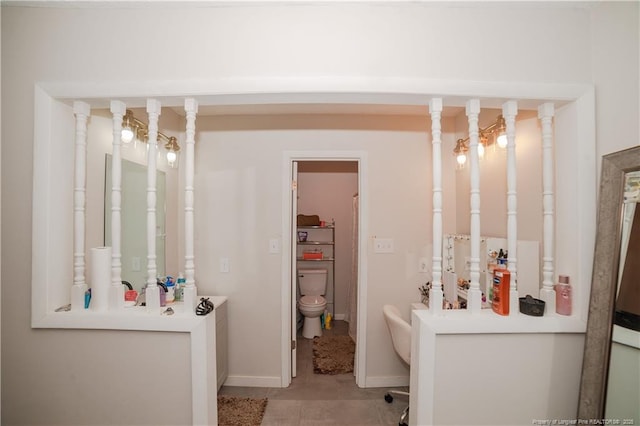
[282,151,368,388]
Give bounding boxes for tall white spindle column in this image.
[429,98,443,314]
[466,99,482,313]
[182,98,199,314]
[109,101,125,310]
[538,103,556,313]
[71,101,91,311]
[145,99,161,313]
[503,101,520,316]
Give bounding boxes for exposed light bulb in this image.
[497,133,508,148]
[457,153,467,166]
[477,143,485,158]
[166,150,177,166]
[121,128,134,143]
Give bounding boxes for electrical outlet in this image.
[374,238,394,253]
[269,238,280,253]
[418,257,429,272]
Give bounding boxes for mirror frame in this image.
[578,145,640,419]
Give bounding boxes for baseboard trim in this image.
[363,375,410,388]
[334,314,346,320]
[224,375,283,388]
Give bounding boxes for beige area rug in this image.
[217,395,268,426]
[312,334,356,374]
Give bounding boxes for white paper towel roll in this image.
[90,246,112,312]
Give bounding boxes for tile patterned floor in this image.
[218,320,409,425]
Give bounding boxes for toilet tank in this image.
[297,268,327,295]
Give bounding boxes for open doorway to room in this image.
[282,152,367,388]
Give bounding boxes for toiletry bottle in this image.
[165,276,175,304]
[555,275,572,315]
[325,312,332,330]
[175,273,185,302]
[491,268,511,316]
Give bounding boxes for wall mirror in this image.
[442,235,541,309]
[104,154,167,292]
[578,146,640,421]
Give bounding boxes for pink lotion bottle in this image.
[555,275,572,315]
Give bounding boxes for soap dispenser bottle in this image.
[555,275,572,315]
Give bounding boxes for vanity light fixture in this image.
[495,116,508,148]
[120,109,180,167]
[454,114,508,167]
[121,110,136,143]
[164,136,180,168]
[454,138,468,166]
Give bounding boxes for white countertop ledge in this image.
[412,305,587,334]
[612,324,640,349]
[32,296,228,332]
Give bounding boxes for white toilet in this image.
[297,268,328,339]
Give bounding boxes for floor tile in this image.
[219,321,408,425]
[261,400,303,426]
[299,400,383,426]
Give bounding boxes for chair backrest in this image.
[383,305,411,365]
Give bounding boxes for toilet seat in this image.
[299,295,326,307]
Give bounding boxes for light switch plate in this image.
[220,257,230,273]
[269,238,280,253]
[374,238,394,253]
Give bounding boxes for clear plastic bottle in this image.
[555,275,572,315]
[165,276,175,303]
[175,273,186,302]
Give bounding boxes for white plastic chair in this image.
[382,304,411,426]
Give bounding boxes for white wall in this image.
[1,2,638,424]
[606,340,640,421]
[193,113,430,383]
[432,333,584,425]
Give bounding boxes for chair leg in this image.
[384,389,410,402]
[399,404,409,426]
[383,389,409,426]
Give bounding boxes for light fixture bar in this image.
[453,114,507,166]
[122,109,180,167]
[455,114,506,148]
[122,109,178,147]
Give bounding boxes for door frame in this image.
[281,150,368,387]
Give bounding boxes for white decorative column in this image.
[109,101,125,310]
[182,98,199,314]
[429,98,443,314]
[538,103,556,313]
[466,99,482,313]
[145,99,161,313]
[503,100,520,316]
[71,101,90,311]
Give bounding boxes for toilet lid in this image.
[299,295,326,306]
